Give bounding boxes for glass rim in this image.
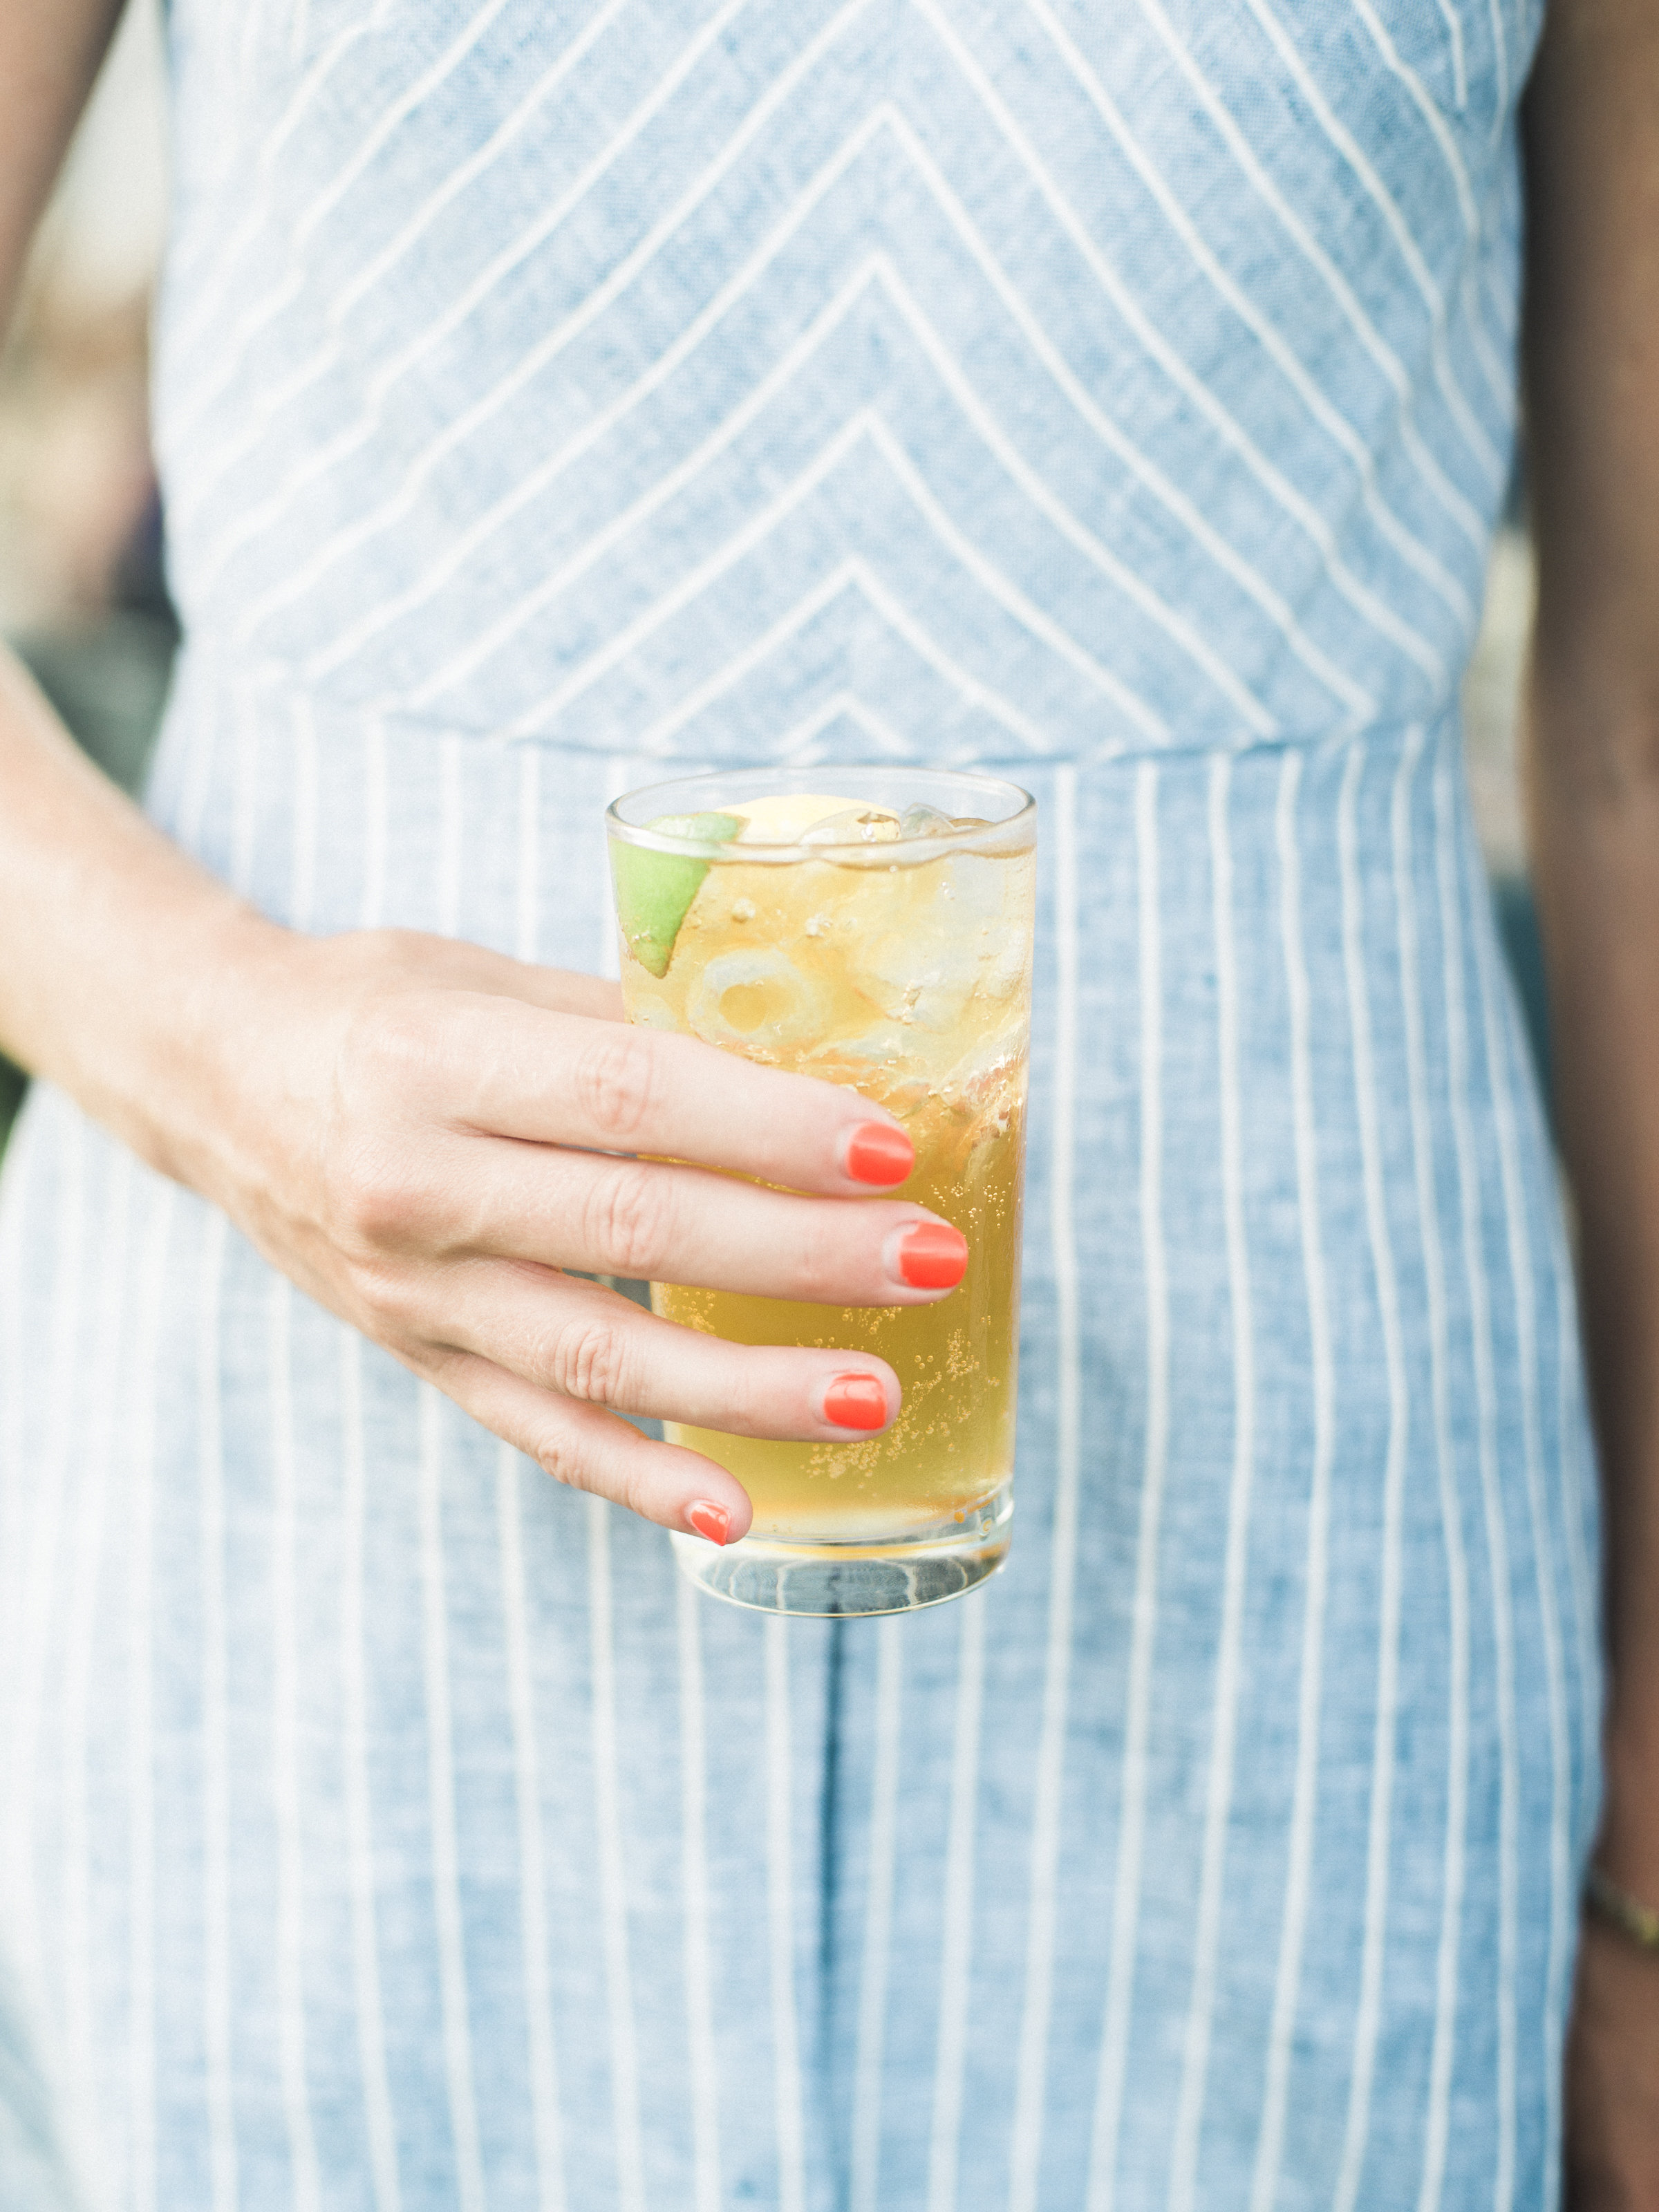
[605,764,1038,864]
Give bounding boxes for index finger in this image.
[439,996,917,1196]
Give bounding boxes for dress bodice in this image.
[153,0,1536,765]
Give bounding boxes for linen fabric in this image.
[0,3,1598,2209]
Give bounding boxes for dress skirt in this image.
[0,676,1600,2210]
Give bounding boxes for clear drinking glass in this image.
[606,766,1036,1617]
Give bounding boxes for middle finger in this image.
[446,1139,969,1304]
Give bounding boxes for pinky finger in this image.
[426,1347,754,1544]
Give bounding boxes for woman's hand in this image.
[187,923,962,1543]
[0,657,963,1543]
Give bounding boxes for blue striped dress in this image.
[0,3,1600,2207]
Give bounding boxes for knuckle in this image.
[349,1259,420,1338]
[574,1028,659,1146]
[542,1315,630,1406]
[532,1430,595,1494]
[335,991,434,1103]
[325,1135,427,1251]
[583,1161,674,1278]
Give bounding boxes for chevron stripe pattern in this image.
[156,0,1532,761]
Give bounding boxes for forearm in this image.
[1529,702,1659,1863]
[1523,0,1659,1887]
[0,645,283,1185]
[0,0,125,332]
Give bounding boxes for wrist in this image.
[52,881,299,1203]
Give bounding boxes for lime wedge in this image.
[612,811,744,977]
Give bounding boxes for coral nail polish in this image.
[822,1374,889,1431]
[686,1500,731,1546]
[894,1222,968,1289]
[844,1121,914,1187]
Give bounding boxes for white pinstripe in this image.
[176,658,224,856]
[1470,839,1571,2194]
[199,1207,239,2212]
[601,758,635,978]
[1007,764,1080,2212]
[420,733,487,2212]
[1393,731,1471,2212]
[408,247,1276,735]
[1548,1223,1600,1833]
[774,687,910,765]
[439,736,463,941]
[1021,0,1473,631]
[1248,751,1335,2212]
[493,413,1169,748]
[1434,0,1469,109]
[0,1109,32,1788]
[230,678,261,900]
[841,413,1196,730]
[1128,0,1488,553]
[1166,756,1257,2212]
[868,239,1330,719]
[127,1178,176,2212]
[286,109,888,670]
[418,1388,488,2212]
[631,556,1052,758]
[270,1275,324,2212]
[1349,0,1479,237]
[515,741,541,973]
[850,1618,904,2212]
[171,0,519,440]
[1463,258,1515,420]
[162,8,388,371]
[292,67,1349,731]
[229,0,865,639]
[1086,760,1169,2212]
[766,1616,808,2212]
[500,750,568,2212]
[585,1494,646,2212]
[675,1571,722,2212]
[498,1442,568,2212]
[1433,757,1518,2212]
[918,3,1431,695]
[9,1107,84,2006]
[927,1589,988,2212]
[1237,0,1503,488]
[339,1331,402,2212]
[362,716,388,939]
[1331,740,1412,2212]
[403,260,883,702]
[182,0,632,550]
[293,693,318,928]
[1485,0,1512,134]
[62,1141,131,2212]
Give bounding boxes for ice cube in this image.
[800,807,900,845]
[686,948,830,1053]
[897,802,957,839]
[853,924,980,1032]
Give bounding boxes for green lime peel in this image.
[612,811,744,977]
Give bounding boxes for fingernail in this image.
[843,1121,914,1187]
[686,1500,731,1546]
[890,1221,968,1290]
[821,1374,889,1431]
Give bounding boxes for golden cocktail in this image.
[608,768,1036,1615]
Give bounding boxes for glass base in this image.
[671,1483,1013,1617]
